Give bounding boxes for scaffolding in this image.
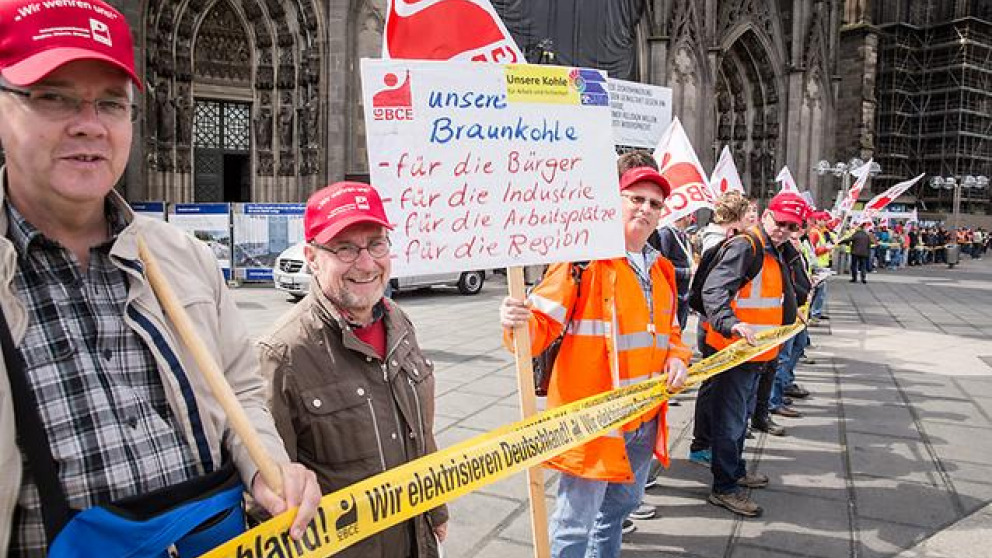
[874,2,992,215]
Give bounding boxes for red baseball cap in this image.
[0,0,141,88]
[767,192,808,225]
[619,166,671,197]
[305,182,393,245]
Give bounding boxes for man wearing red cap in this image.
[261,182,449,558]
[0,0,319,555]
[695,191,807,517]
[499,153,690,557]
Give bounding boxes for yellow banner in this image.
[201,320,804,558]
[504,65,580,105]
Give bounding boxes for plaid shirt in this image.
[6,202,199,556]
[625,243,661,322]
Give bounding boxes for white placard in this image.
[607,78,672,149]
[361,59,625,277]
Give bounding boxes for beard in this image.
[327,278,385,318]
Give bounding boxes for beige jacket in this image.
[0,183,290,554]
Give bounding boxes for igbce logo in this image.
[372,71,414,121]
[385,0,522,63]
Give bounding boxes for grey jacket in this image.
[701,227,800,338]
[260,286,448,558]
[0,182,289,555]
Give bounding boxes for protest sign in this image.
[850,209,920,222]
[607,78,672,148]
[361,59,625,278]
[169,203,232,279]
[653,117,716,226]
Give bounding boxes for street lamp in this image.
[815,158,881,274]
[929,175,989,234]
[815,158,882,208]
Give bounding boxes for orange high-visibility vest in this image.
[703,228,785,362]
[506,256,692,482]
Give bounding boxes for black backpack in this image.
[532,262,588,397]
[688,230,764,317]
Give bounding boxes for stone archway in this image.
[715,29,781,205]
[191,0,253,202]
[142,0,325,203]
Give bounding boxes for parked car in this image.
[272,242,310,300]
[272,243,487,300]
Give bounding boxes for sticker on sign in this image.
[361,59,625,278]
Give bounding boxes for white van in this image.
[272,242,487,300]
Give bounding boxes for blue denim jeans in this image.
[549,419,658,558]
[810,281,827,318]
[769,328,808,409]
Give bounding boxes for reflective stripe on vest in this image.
[733,268,782,309]
[567,322,671,354]
[567,319,608,337]
[617,331,670,352]
[530,294,567,324]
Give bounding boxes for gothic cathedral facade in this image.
[116,0,847,206]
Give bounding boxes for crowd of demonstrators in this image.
[499,151,690,556]
[0,0,321,555]
[838,222,990,273]
[260,183,448,557]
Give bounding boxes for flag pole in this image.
[137,236,284,496]
[507,266,552,558]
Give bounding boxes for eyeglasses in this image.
[774,220,802,232]
[0,84,137,123]
[621,194,665,211]
[311,238,391,263]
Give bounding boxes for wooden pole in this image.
[137,236,284,496]
[507,266,551,558]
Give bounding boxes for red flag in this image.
[383,0,523,63]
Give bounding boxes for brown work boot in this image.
[737,472,769,489]
[752,418,786,436]
[708,491,763,517]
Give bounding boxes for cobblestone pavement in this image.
[233,256,992,558]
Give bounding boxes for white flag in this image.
[776,166,799,193]
[709,145,745,197]
[652,117,716,226]
[863,173,926,219]
[837,159,873,216]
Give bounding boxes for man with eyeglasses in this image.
[0,0,321,555]
[499,158,691,557]
[261,182,448,558]
[697,191,807,517]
